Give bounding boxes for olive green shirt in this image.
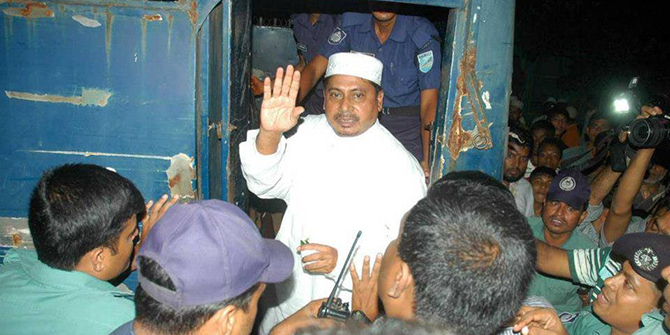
[0,249,135,335]
[527,217,597,313]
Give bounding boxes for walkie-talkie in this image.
[317,230,362,322]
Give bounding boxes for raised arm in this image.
[602,106,663,243]
[256,65,305,155]
[298,55,328,104]
[535,239,570,279]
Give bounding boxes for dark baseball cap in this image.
[613,232,670,283]
[137,199,293,309]
[546,169,590,210]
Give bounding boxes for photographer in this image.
[600,106,664,246]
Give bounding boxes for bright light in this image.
[614,98,630,113]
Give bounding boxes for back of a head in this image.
[134,257,258,335]
[299,318,455,335]
[29,164,145,270]
[429,171,513,205]
[399,174,536,335]
[530,120,555,137]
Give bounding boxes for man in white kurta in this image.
[240,53,426,334]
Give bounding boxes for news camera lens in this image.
[629,117,670,147]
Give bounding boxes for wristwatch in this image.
[350,310,372,324]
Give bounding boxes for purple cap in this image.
[546,169,590,210]
[137,200,293,309]
[613,232,670,283]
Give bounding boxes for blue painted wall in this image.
[0,1,218,217]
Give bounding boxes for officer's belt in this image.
[380,105,420,116]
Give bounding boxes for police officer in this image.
[298,2,441,176]
[291,10,340,115]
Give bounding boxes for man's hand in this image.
[513,308,569,335]
[260,65,304,135]
[639,105,663,119]
[298,243,338,274]
[269,299,339,335]
[350,254,382,321]
[421,160,430,182]
[132,194,179,270]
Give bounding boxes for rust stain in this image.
[2,2,54,19]
[5,88,112,107]
[188,0,197,25]
[166,153,196,200]
[447,47,475,160]
[168,174,181,189]
[105,10,114,69]
[142,14,162,21]
[167,13,174,53]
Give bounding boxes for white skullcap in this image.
[325,52,383,86]
[566,106,578,118]
[545,97,557,104]
[510,96,523,109]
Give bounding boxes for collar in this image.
[359,14,407,43]
[641,309,664,325]
[16,248,126,294]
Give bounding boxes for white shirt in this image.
[240,115,426,334]
[509,178,535,218]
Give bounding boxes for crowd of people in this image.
[1,2,669,335]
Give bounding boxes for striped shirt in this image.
[568,247,622,302]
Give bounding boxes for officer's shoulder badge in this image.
[297,43,308,52]
[417,50,434,73]
[328,27,347,45]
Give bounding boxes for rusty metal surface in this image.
[0,0,219,216]
[431,0,514,181]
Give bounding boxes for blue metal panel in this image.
[430,0,514,181]
[0,0,219,217]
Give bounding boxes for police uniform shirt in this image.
[319,13,441,108]
[291,13,339,114]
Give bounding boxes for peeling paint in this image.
[5,88,112,107]
[481,91,492,109]
[166,153,196,199]
[143,14,162,21]
[3,2,54,19]
[72,15,101,28]
[24,150,172,161]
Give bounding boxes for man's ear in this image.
[90,247,106,273]
[377,90,384,112]
[387,262,413,299]
[207,305,236,335]
[578,209,589,224]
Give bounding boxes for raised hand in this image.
[260,65,305,135]
[351,254,382,321]
[298,243,338,274]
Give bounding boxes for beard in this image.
[503,168,524,183]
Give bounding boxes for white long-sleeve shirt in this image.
[240,115,426,334]
[509,178,535,218]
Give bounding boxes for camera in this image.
[628,115,670,148]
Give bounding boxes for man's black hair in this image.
[299,318,454,335]
[429,171,513,204]
[530,166,557,182]
[28,164,146,270]
[530,120,556,137]
[399,173,536,335]
[537,137,565,158]
[508,125,534,155]
[135,257,259,335]
[588,111,612,126]
[323,76,383,95]
[547,107,569,120]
